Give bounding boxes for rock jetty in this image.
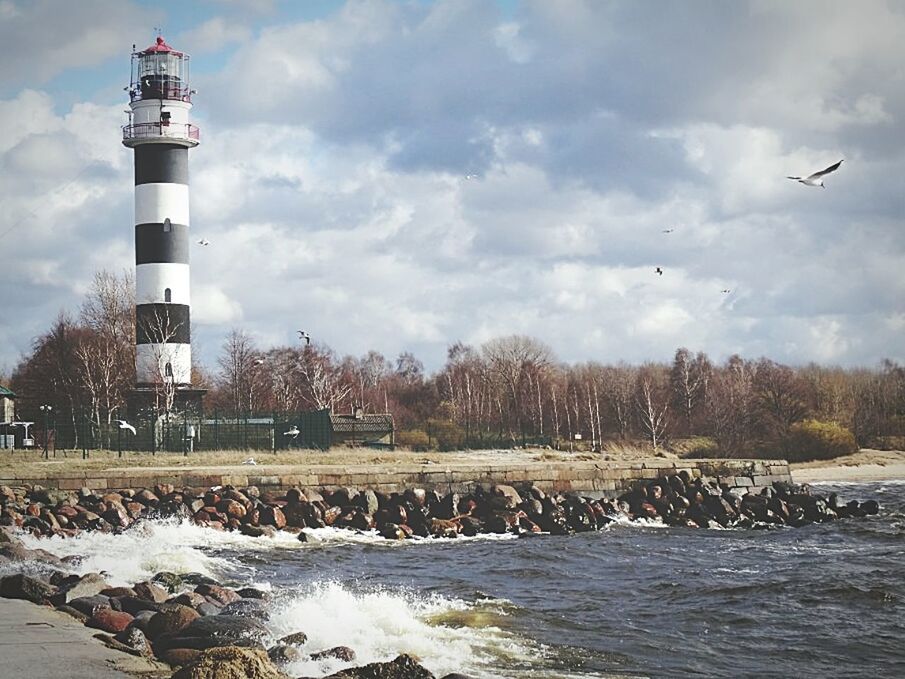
[0,472,880,543]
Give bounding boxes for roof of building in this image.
[140,35,184,56]
[329,413,394,433]
[0,386,15,398]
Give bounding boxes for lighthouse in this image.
[123,36,203,414]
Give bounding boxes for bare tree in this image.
[137,306,187,414]
[670,347,711,434]
[482,335,555,443]
[635,365,670,450]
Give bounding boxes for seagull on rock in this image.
[114,420,136,435]
[787,160,843,188]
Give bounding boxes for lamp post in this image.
[39,404,52,459]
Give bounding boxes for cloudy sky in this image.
[1,0,903,375]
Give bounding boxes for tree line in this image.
[7,270,905,456]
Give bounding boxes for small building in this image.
[0,386,16,449]
[330,410,395,447]
[0,385,14,424]
[277,408,395,449]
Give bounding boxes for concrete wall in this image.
[0,458,791,498]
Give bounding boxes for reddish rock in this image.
[217,499,246,519]
[194,584,241,607]
[146,604,201,640]
[134,581,169,603]
[259,506,286,529]
[87,607,134,633]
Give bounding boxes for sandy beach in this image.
[791,449,905,483]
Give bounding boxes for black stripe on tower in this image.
[134,144,188,185]
[136,303,191,345]
[135,222,189,264]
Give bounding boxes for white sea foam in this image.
[266,581,541,678]
[17,517,255,586]
[17,518,557,678]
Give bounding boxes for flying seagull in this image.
[787,160,843,188]
[297,330,310,345]
[721,289,731,294]
[114,420,136,435]
[655,267,663,276]
[253,358,266,366]
[662,228,675,233]
[197,238,210,246]
[464,174,478,180]
[283,425,300,439]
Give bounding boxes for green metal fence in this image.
[8,408,335,457]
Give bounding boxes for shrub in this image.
[672,436,720,459]
[784,420,858,462]
[396,429,431,451]
[425,418,465,451]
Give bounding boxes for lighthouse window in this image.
[164,288,172,303]
[165,362,173,378]
[163,218,171,232]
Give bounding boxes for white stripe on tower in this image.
[134,184,190,225]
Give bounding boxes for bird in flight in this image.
[662,228,675,233]
[197,238,210,246]
[721,289,731,294]
[464,174,478,180]
[284,425,300,439]
[787,159,843,188]
[297,330,311,345]
[114,420,136,435]
[655,267,663,276]
[253,358,265,366]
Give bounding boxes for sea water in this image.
[16,481,905,678]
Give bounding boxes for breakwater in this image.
[0,457,791,497]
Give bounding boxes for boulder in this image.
[0,573,58,604]
[170,646,289,679]
[323,654,436,679]
[268,644,302,665]
[197,602,223,617]
[87,607,134,633]
[56,603,89,622]
[311,645,356,662]
[155,614,269,654]
[236,587,269,600]
[53,572,109,604]
[146,604,201,640]
[220,598,269,619]
[114,620,153,657]
[258,506,286,529]
[162,648,204,667]
[153,571,184,592]
[195,583,241,607]
[68,594,112,617]
[278,631,308,646]
[172,592,207,608]
[134,580,169,603]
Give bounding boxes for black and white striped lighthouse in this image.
[123,36,199,397]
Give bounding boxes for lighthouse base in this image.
[127,386,206,420]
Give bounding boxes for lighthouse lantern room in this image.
[124,36,204,417]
